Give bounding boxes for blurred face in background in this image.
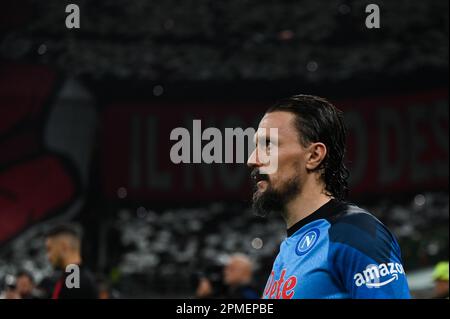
[223,256,253,287]
[45,236,68,269]
[45,230,81,270]
[196,277,213,298]
[434,280,449,298]
[248,111,306,217]
[15,275,34,298]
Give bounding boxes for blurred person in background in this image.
[0,272,43,299]
[432,261,449,299]
[96,275,120,299]
[45,224,98,299]
[0,275,20,299]
[14,270,45,299]
[35,274,61,299]
[97,281,111,299]
[223,254,259,299]
[196,277,214,298]
[14,271,35,299]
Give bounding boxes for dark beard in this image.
[251,169,300,218]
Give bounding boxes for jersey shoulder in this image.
[327,203,399,264]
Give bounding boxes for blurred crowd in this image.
[1,0,447,81]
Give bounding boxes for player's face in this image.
[45,237,64,269]
[247,111,307,216]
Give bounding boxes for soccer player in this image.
[247,95,410,299]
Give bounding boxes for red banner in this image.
[101,89,448,201]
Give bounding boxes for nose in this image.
[247,148,261,168]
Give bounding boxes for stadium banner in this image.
[0,65,96,246]
[101,88,448,201]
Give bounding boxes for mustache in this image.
[250,168,269,184]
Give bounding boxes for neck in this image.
[283,184,332,229]
[62,253,81,269]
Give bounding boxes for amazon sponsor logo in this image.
[354,263,404,288]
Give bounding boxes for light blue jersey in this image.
[262,199,411,299]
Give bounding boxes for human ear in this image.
[305,142,327,170]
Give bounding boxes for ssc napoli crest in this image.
[295,228,320,256]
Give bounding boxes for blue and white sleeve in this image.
[328,213,411,299]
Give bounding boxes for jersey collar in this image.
[286,198,343,237]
